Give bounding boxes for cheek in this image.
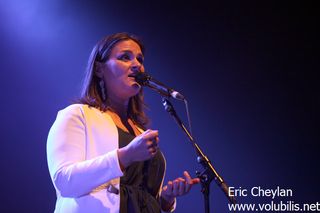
[106,61,128,77]
[103,66,129,89]
[140,66,145,73]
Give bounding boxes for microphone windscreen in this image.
[129,72,150,85]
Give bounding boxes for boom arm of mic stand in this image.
[162,98,236,210]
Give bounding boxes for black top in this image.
[118,127,165,213]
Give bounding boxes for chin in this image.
[126,84,141,97]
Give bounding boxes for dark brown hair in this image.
[79,32,149,128]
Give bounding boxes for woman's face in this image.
[100,39,145,102]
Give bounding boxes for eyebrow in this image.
[119,49,143,57]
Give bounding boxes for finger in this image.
[184,175,193,192]
[143,130,159,140]
[149,146,157,153]
[162,185,168,192]
[149,147,158,157]
[178,179,186,195]
[172,180,179,196]
[147,138,159,149]
[146,140,154,148]
[192,177,201,184]
[153,137,159,147]
[185,178,200,193]
[176,177,185,186]
[143,129,152,133]
[150,138,158,148]
[183,171,199,192]
[166,181,173,194]
[183,171,192,184]
[155,136,160,143]
[185,180,191,193]
[140,129,151,138]
[143,129,158,136]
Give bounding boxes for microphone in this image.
[129,72,185,101]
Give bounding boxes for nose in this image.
[131,65,141,73]
[131,59,143,73]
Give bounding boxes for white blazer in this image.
[47,104,175,212]
[47,104,128,212]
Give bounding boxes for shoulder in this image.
[57,104,102,117]
[58,103,84,114]
[50,104,86,127]
[58,104,114,123]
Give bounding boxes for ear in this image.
[94,61,104,78]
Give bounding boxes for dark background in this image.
[0,1,318,212]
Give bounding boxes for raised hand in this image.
[161,171,200,205]
[118,129,159,169]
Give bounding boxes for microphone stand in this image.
[162,97,236,213]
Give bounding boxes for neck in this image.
[108,95,129,120]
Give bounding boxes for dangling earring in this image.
[99,79,106,102]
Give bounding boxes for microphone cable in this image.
[183,98,193,138]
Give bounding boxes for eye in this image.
[118,53,131,61]
[137,56,144,64]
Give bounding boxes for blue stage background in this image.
[0,1,318,212]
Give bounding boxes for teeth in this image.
[128,74,135,77]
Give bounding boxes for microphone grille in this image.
[133,72,150,85]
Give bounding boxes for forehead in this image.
[110,40,143,55]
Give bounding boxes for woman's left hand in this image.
[161,171,200,205]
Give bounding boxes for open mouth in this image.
[128,74,137,82]
[128,74,136,81]
[128,73,136,78]
[128,74,141,87]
